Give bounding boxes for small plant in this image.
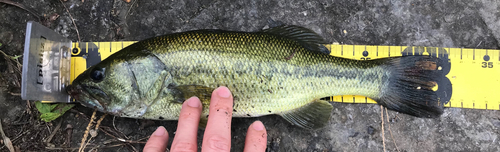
[35,101,74,122]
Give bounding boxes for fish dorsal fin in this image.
[279,99,333,130]
[262,25,330,54]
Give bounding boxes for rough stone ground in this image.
[1,0,500,151]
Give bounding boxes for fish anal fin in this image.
[261,25,330,54]
[279,99,333,130]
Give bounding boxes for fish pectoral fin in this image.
[171,85,213,130]
[174,85,215,102]
[279,99,333,130]
[144,71,172,105]
[261,25,330,54]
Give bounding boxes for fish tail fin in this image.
[376,55,444,118]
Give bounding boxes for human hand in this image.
[143,86,268,152]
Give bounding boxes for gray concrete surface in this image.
[1,0,500,151]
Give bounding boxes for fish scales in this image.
[135,30,384,119]
[68,26,444,129]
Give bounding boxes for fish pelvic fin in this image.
[261,25,330,54]
[376,55,444,118]
[279,99,333,130]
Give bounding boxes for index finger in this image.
[202,86,233,152]
[143,126,169,152]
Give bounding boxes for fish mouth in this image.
[67,84,108,112]
[66,84,87,102]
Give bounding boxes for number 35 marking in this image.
[482,62,493,68]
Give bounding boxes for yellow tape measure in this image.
[70,42,500,110]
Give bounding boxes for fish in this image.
[66,25,444,129]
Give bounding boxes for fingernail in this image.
[154,126,166,136]
[216,86,231,98]
[252,121,265,131]
[187,97,200,107]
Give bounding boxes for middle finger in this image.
[202,86,234,152]
[171,97,203,152]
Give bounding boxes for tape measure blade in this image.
[353,45,364,59]
[449,48,461,60]
[342,45,354,59]
[68,43,500,110]
[447,47,500,110]
[378,46,389,58]
[365,45,377,59]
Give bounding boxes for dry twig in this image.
[8,92,20,96]
[70,109,90,120]
[101,128,147,144]
[0,119,15,152]
[71,109,148,151]
[79,109,97,152]
[0,50,22,69]
[82,114,108,150]
[380,105,386,152]
[0,50,21,70]
[113,116,118,132]
[26,100,32,115]
[64,124,73,147]
[99,125,145,152]
[95,114,107,131]
[59,0,81,42]
[386,108,400,152]
[44,118,63,144]
[46,143,128,150]
[80,112,109,152]
[125,0,138,20]
[0,50,22,87]
[0,0,41,20]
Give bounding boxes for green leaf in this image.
[53,104,75,115]
[34,101,75,122]
[35,101,52,113]
[50,104,59,111]
[40,113,62,122]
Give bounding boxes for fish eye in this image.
[90,67,105,82]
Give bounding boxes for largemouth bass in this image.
[67,25,444,129]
